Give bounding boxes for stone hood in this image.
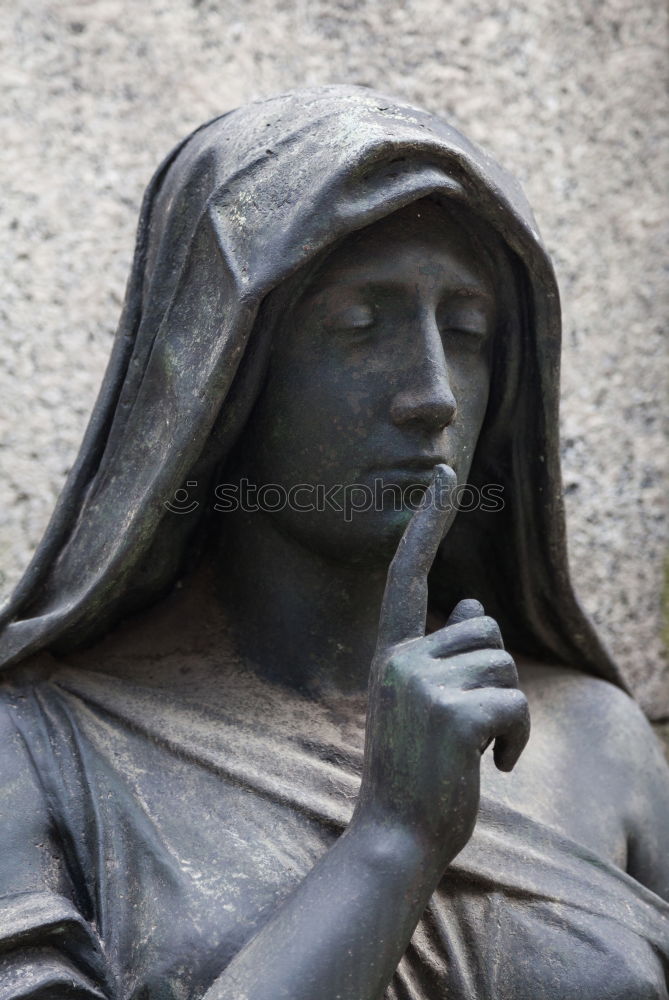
[0,85,626,689]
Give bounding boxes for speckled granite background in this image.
[1,1,667,724]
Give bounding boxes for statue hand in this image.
[355,464,530,866]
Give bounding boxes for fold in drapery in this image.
[0,893,110,999]
[1,663,666,999]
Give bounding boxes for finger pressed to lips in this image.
[377,463,458,648]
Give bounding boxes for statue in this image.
[0,86,667,999]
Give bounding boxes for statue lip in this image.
[391,456,452,471]
[370,458,455,482]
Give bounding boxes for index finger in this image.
[376,463,458,651]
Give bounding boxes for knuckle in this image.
[507,687,529,710]
[453,615,503,648]
[458,650,517,689]
[380,653,412,693]
[478,616,504,647]
[505,688,531,725]
[406,669,434,703]
[384,645,415,676]
[490,651,519,686]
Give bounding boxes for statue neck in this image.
[214,510,389,695]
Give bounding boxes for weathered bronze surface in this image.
[0,86,667,999]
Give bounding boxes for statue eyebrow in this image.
[307,278,494,303]
[442,286,494,303]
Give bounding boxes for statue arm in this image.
[0,695,111,998]
[203,813,448,1000]
[203,469,529,1000]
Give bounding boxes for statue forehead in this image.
[301,199,497,294]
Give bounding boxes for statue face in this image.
[233,198,496,564]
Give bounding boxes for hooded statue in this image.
[0,87,666,1000]
[0,85,623,685]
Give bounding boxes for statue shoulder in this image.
[519,658,644,724]
[518,657,666,788]
[519,657,669,897]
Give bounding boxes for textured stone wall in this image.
[1,0,667,718]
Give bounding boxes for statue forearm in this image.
[202,812,446,1000]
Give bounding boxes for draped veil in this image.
[0,85,625,689]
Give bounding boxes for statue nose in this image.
[390,309,459,431]
[390,362,457,431]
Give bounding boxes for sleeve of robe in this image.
[0,695,111,999]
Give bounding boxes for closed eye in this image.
[437,295,491,348]
[325,303,375,332]
[439,326,489,354]
[441,325,488,339]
